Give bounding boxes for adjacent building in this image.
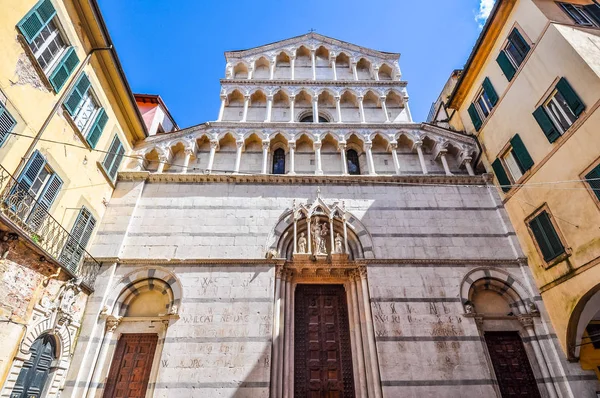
[63,32,596,397]
[0,0,145,396]
[437,0,600,384]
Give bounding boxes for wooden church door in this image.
[10,335,56,398]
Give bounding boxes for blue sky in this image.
[97,0,494,128]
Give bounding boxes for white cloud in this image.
[475,0,496,27]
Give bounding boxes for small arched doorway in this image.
[11,334,56,398]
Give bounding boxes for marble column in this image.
[277,271,287,397]
[331,58,337,81]
[463,157,475,176]
[352,63,358,80]
[358,96,366,124]
[440,150,452,176]
[262,140,270,174]
[414,141,428,175]
[314,141,323,175]
[288,142,296,175]
[335,96,342,123]
[156,155,167,173]
[365,142,376,175]
[88,316,122,396]
[355,273,374,395]
[207,141,218,173]
[234,140,243,173]
[248,64,254,80]
[380,97,390,122]
[339,143,348,175]
[217,95,226,121]
[270,268,283,398]
[290,55,296,81]
[265,94,273,122]
[270,59,276,80]
[360,267,383,398]
[181,149,193,174]
[289,96,296,123]
[241,95,250,122]
[519,316,559,398]
[390,142,400,175]
[311,50,316,80]
[351,276,368,397]
[312,97,319,124]
[373,66,380,81]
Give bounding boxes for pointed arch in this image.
[378,63,393,80]
[253,56,270,79]
[356,58,372,80]
[233,62,249,79]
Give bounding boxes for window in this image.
[272,148,285,174]
[17,0,79,92]
[347,149,361,175]
[497,28,530,81]
[299,115,329,123]
[13,151,63,229]
[60,207,96,271]
[64,74,108,148]
[533,78,584,142]
[467,77,498,131]
[528,209,565,263]
[0,102,17,147]
[585,163,600,202]
[559,2,600,27]
[102,135,125,180]
[492,134,534,192]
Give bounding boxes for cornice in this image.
[118,171,489,186]
[221,79,408,87]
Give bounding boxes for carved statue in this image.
[298,232,307,254]
[312,221,328,255]
[464,302,475,314]
[335,233,344,254]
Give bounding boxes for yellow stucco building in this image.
[437,0,600,379]
[0,0,147,396]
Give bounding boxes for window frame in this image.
[29,18,69,75]
[72,88,102,136]
[346,149,361,175]
[503,28,530,70]
[525,204,570,268]
[99,134,126,185]
[500,146,524,184]
[272,147,286,175]
[559,2,599,27]
[474,87,494,120]
[579,157,600,210]
[543,88,578,135]
[0,102,18,148]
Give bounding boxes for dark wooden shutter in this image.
[49,47,80,93]
[585,4,600,25]
[17,0,57,43]
[496,51,516,81]
[482,77,499,106]
[510,134,534,172]
[64,73,90,116]
[0,103,17,147]
[60,207,96,271]
[512,29,531,54]
[468,103,483,131]
[17,151,46,193]
[492,159,511,192]
[103,135,125,180]
[529,211,565,262]
[556,77,585,116]
[86,109,107,149]
[585,164,600,201]
[532,106,560,143]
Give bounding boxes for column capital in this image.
[105,315,122,333]
[288,141,296,149]
[313,141,322,150]
[184,148,195,156]
[357,95,364,102]
[379,96,387,102]
[312,96,319,103]
[358,266,368,279]
[338,142,347,150]
[209,140,219,149]
[518,315,535,329]
[243,94,251,100]
[363,141,372,150]
[220,94,227,100]
[289,95,296,101]
[236,140,244,149]
[460,156,473,167]
[412,140,423,150]
[389,142,398,150]
[262,140,271,150]
[266,94,274,101]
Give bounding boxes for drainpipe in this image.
[11,46,113,179]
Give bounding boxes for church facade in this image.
[63,33,596,397]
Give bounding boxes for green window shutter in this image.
[584,4,600,26]
[482,77,499,106]
[511,29,531,53]
[510,134,534,172]
[86,108,107,149]
[60,207,96,271]
[492,159,511,192]
[585,164,600,201]
[468,104,483,131]
[496,51,516,82]
[103,135,125,179]
[64,73,90,116]
[0,103,17,147]
[529,211,565,262]
[49,47,80,93]
[556,77,585,117]
[532,106,560,143]
[17,0,56,43]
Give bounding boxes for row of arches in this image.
[219,88,407,124]
[227,46,399,82]
[134,131,474,177]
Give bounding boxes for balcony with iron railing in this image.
[0,164,100,291]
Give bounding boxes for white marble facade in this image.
[63,33,597,398]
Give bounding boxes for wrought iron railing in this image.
[0,164,100,290]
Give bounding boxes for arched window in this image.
[299,115,329,123]
[273,148,285,174]
[347,149,361,175]
[12,335,56,398]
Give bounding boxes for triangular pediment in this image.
[224,32,399,65]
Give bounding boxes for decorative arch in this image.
[233,62,249,79]
[566,284,600,360]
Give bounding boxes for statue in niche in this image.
[312,221,329,255]
[335,233,344,254]
[298,232,307,254]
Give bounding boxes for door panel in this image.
[11,335,55,398]
[103,334,158,398]
[295,285,354,398]
[485,331,541,397]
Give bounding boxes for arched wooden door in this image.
[10,335,56,398]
